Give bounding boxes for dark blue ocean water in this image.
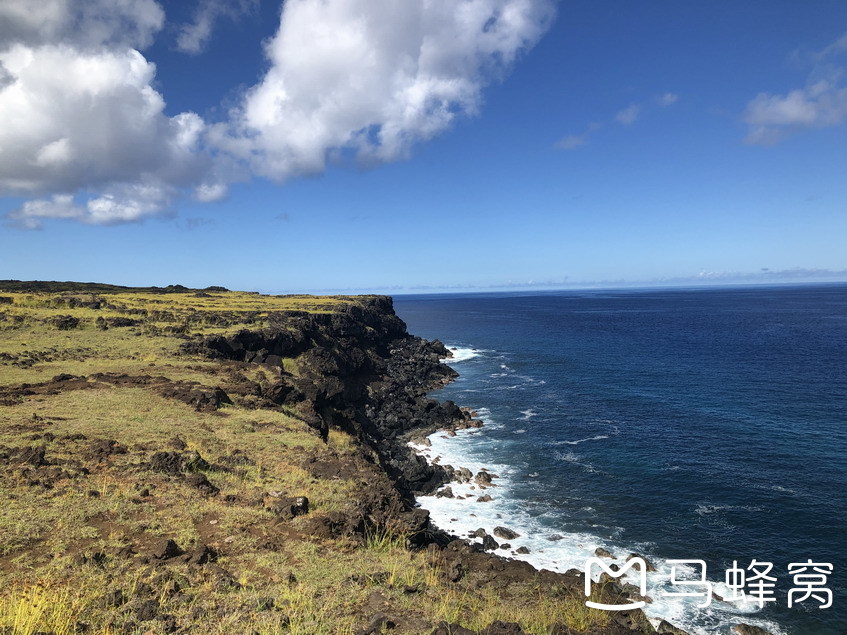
[395,284,847,635]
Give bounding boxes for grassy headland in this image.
[0,282,656,635]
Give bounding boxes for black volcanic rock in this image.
[180,296,460,499]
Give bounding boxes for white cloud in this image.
[176,0,259,55]
[556,134,588,150]
[3,0,555,228]
[558,92,677,150]
[7,183,175,229]
[555,122,601,150]
[615,103,640,126]
[744,80,847,145]
[743,31,847,145]
[6,194,82,230]
[217,0,556,181]
[0,1,217,228]
[657,92,678,106]
[0,43,211,227]
[0,0,164,50]
[194,182,228,202]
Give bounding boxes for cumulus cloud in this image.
[0,0,217,228]
[0,43,212,228]
[3,0,555,228]
[743,31,847,145]
[215,0,556,181]
[0,45,208,194]
[0,0,165,50]
[6,183,177,229]
[176,0,259,55]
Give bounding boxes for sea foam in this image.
[412,345,786,635]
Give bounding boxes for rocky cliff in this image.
[0,285,693,633]
[181,295,474,501]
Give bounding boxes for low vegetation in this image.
[0,282,634,634]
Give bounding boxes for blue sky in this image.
[1,0,846,293]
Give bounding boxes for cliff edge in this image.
[0,283,669,634]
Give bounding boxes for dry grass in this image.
[0,287,616,634]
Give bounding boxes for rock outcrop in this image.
[180,296,471,500]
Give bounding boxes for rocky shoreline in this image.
[0,285,772,634]
[181,296,700,634]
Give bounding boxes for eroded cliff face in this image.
[181,296,470,499]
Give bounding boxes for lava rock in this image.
[493,526,520,540]
[481,535,499,551]
[150,539,182,560]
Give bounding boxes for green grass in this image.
[0,287,620,635]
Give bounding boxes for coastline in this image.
[410,346,785,635]
[0,284,791,634]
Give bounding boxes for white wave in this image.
[769,485,796,494]
[513,429,526,434]
[554,450,598,473]
[694,504,764,517]
[558,434,610,446]
[444,346,483,362]
[409,430,787,635]
[751,483,797,496]
[518,409,537,420]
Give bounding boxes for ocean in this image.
[394,284,847,635]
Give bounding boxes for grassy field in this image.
[0,286,624,635]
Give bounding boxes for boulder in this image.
[475,471,494,487]
[455,467,473,483]
[657,620,690,634]
[626,552,657,572]
[493,526,520,540]
[51,315,79,330]
[150,539,182,560]
[184,473,219,496]
[184,544,216,565]
[266,495,310,520]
